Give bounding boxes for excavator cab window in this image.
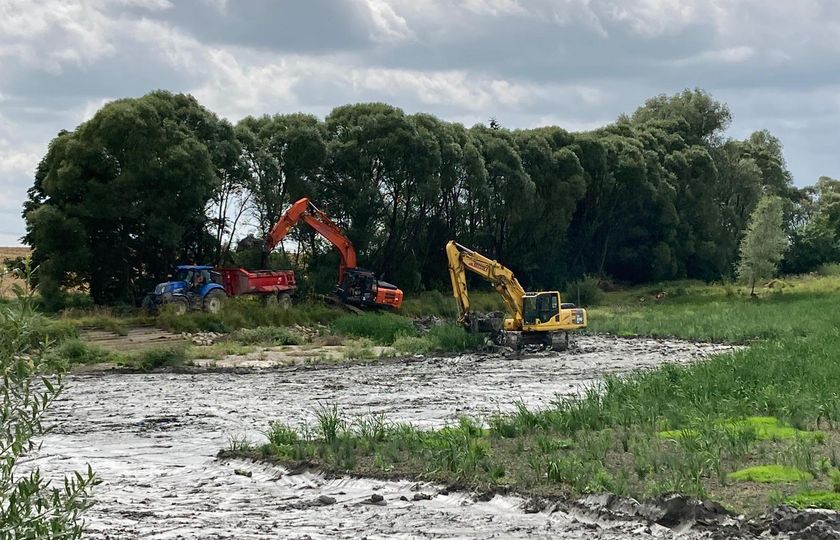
[523,293,560,325]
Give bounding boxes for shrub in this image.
[331,313,415,344]
[565,276,603,307]
[816,263,840,277]
[426,324,485,352]
[130,346,188,371]
[232,326,302,346]
[0,263,98,536]
[51,339,114,365]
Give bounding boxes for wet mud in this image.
[35,336,749,538]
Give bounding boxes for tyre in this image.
[277,292,292,310]
[169,296,189,316]
[141,294,158,315]
[203,289,226,314]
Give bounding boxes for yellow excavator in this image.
[446,241,587,351]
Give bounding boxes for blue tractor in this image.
[142,265,227,315]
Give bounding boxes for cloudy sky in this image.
[1,0,838,245]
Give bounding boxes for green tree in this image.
[737,196,787,294]
[0,264,98,536]
[236,114,326,240]
[24,91,235,305]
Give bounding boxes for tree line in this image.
[22,89,840,306]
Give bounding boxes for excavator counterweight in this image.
[266,198,403,310]
[446,241,586,351]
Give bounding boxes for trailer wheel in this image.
[204,289,226,314]
[277,292,292,310]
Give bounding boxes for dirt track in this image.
[36,336,736,539]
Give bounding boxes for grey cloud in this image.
[119,0,374,53]
[1,0,840,247]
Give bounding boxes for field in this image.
[0,246,30,297]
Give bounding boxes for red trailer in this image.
[218,268,297,307]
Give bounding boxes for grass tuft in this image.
[785,491,840,510]
[331,313,416,344]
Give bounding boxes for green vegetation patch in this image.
[785,492,840,511]
[50,337,188,371]
[658,417,823,442]
[393,324,486,354]
[331,313,416,344]
[727,465,812,484]
[231,326,302,346]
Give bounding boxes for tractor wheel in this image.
[169,296,189,316]
[141,294,158,315]
[203,289,226,314]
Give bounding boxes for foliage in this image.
[24,91,240,306]
[564,276,603,307]
[155,296,342,334]
[393,324,485,354]
[29,88,811,306]
[737,196,787,294]
[0,264,98,537]
[230,326,302,346]
[785,491,840,511]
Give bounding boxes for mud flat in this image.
[36,336,738,539]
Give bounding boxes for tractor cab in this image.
[143,265,226,314]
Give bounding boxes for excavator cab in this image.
[338,268,403,309]
[522,292,560,325]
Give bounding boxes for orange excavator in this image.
[265,198,403,310]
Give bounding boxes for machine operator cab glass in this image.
[339,269,378,303]
[522,292,560,325]
[174,268,213,293]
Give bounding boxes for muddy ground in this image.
[32,336,746,539]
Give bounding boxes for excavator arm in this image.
[265,198,357,284]
[446,241,526,329]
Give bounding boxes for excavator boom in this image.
[446,241,525,328]
[266,198,357,283]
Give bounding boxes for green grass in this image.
[659,417,825,442]
[230,326,303,346]
[727,465,813,483]
[393,324,486,354]
[47,338,189,371]
[785,491,840,510]
[331,313,416,345]
[588,275,840,342]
